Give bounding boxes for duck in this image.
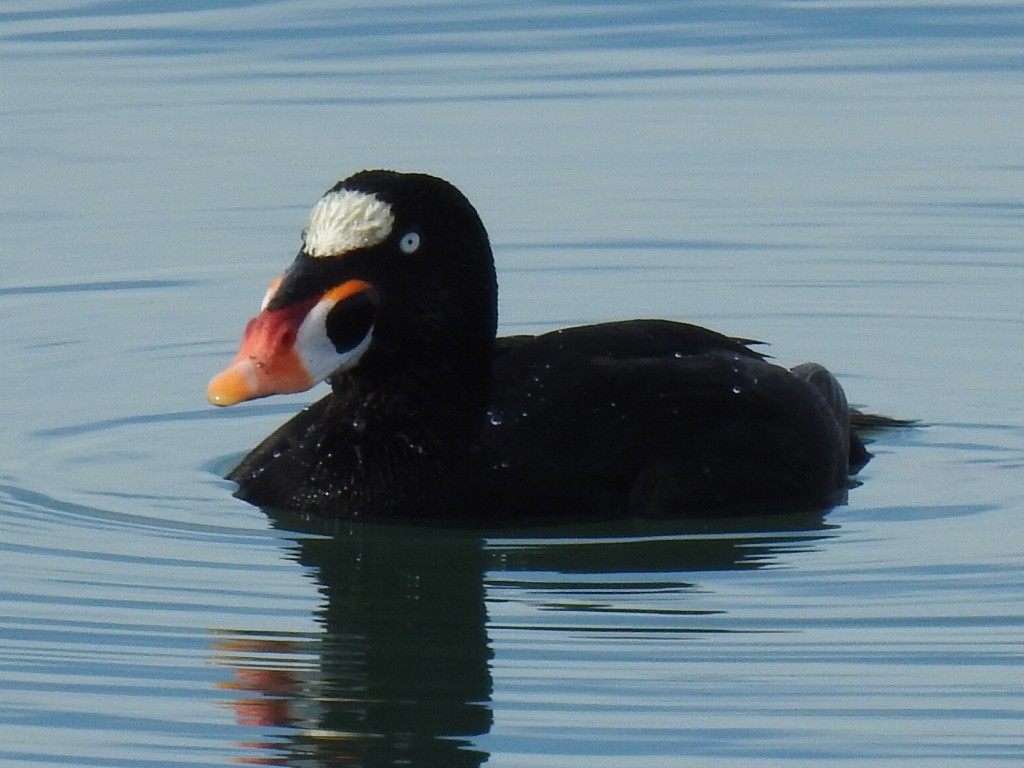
[208,169,889,523]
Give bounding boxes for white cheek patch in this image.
[295,297,374,383]
[302,189,395,258]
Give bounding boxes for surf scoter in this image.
[208,170,884,522]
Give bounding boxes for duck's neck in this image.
[318,348,493,517]
[330,366,488,450]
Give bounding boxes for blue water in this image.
[2,2,1023,766]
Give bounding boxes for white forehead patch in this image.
[301,189,395,258]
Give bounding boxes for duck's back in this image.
[480,320,853,520]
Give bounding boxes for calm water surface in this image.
[2,2,1023,766]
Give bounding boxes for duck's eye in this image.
[398,231,421,254]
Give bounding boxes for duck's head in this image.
[208,171,497,407]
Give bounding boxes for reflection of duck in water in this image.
[209,170,902,522]
[215,516,493,767]
[211,513,835,765]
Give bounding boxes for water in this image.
[2,2,1023,765]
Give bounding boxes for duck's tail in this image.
[846,409,915,472]
[850,410,916,430]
